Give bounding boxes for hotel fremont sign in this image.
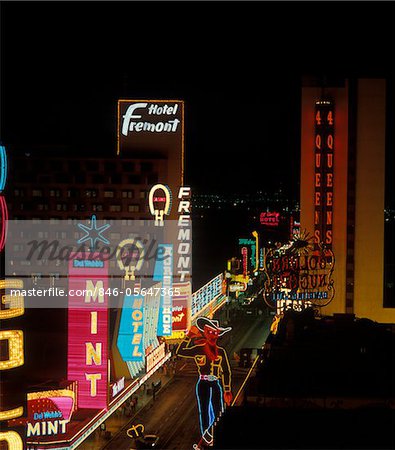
[263,244,335,309]
[117,100,183,155]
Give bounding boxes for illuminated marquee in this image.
[146,342,166,373]
[192,275,223,317]
[314,100,334,248]
[67,253,109,409]
[263,245,335,309]
[171,281,192,333]
[26,389,75,438]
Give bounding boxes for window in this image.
[128,205,140,213]
[105,162,117,172]
[67,189,79,198]
[123,162,135,172]
[93,204,103,212]
[32,189,43,197]
[37,204,49,211]
[109,205,121,212]
[122,190,134,199]
[85,189,97,198]
[92,174,105,184]
[104,191,115,198]
[14,189,25,197]
[140,162,153,172]
[139,190,147,199]
[128,175,141,184]
[50,189,61,197]
[56,203,67,211]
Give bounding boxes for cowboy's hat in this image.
[196,317,232,337]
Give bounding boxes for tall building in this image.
[300,78,394,323]
[2,100,192,449]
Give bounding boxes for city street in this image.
[97,308,272,450]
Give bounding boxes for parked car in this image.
[131,434,160,449]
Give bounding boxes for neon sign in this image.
[0,146,6,192]
[146,342,166,373]
[0,195,8,252]
[153,244,173,336]
[117,294,145,362]
[177,186,192,282]
[191,275,223,317]
[117,100,183,156]
[148,184,172,226]
[177,317,232,447]
[241,247,248,277]
[314,100,334,247]
[263,243,335,309]
[67,253,109,409]
[260,211,280,226]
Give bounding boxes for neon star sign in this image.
[77,215,110,250]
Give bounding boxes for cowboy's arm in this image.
[176,338,201,359]
[220,347,232,392]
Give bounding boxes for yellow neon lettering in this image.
[0,330,24,370]
[0,406,23,421]
[85,280,104,303]
[0,279,24,319]
[91,311,97,334]
[85,373,101,396]
[86,342,102,365]
[0,431,23,448]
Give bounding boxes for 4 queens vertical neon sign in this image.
[314,100,334,248]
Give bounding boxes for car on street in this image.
[131,434,160,449]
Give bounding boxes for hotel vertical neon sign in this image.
[314,100,334,248]
[68,253,109,409]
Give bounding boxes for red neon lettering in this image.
[327,192,333,206]
[327,134,333,149]
[327,153,333,168]
[326,173,333,187]
[315,173,321,187]
[326,211,332,225]
[325,230,333,244]
[315,192,321,206]
[315,134,321,149]
[315,153,321,168]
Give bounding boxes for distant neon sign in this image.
[191,275,223,317]
[242,247,248,277]
[260,211,280,227]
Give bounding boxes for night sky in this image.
[1,1,394,197]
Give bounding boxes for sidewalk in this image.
[78,364,176,450]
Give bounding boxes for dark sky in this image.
[1,1,394,196]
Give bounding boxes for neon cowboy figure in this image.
[177,317,232,448]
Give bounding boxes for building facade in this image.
[300,78,394,323]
